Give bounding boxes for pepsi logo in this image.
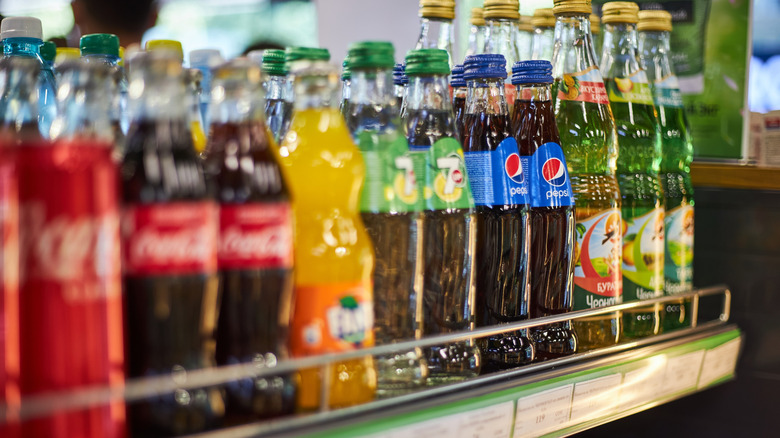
[542,158,567,187]
[505,153,524,184]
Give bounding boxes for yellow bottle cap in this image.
[419,0,455,20]
[484,0,520,20]
[118,46,125,67]
[532,8,556,28]
[601,2,640,24]
[470,7,485,26]
[637,9,673,32]
[552,0,592,16]
[591,14,601,34]
[518,15,534,32]
[145,39,184,62]
[55,47,80,64]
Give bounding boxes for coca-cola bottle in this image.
[15,57,126,437]
[120,50,223,436]
[202,59,295,421]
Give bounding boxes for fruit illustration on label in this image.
[561,74,580,100]
[574,209,622,302]
[615,77,634,93]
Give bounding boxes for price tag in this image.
[618,355,669,409]
[569,374,623,424]
[698,338,741,388]
[514,384,574,437]
[387,416,457,438]
[455,401,514,438]
[660,350,705,396]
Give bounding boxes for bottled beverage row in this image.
[0,0,694,437]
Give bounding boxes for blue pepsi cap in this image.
[511,60,553,84]
[451,64,466,87]
[393,62,408,85]
[463,54,507,80]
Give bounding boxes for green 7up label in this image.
[410,137,475,211]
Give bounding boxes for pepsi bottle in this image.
[461,54,534,371]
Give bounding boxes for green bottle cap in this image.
[347,41,395,70]
[80,33,120,57]
[261,49,287,76]
[405,48,450,76]
[341,56,351,80]
[285,46,331,64]
[40,41,56,62]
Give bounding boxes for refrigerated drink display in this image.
[516,15,534,61]
[261,49,293,144]
[451,64,467,141]
[600,2,664,340]
[344,41,428,397]
[414,0,456,68]
[461,54,534,371]
[0,17,57,138]
[404,49,480,383]
[531,8,556,61]
[591,14,602,63]
[638,10,695,331]
[551,0,622,350]
[189,49,224,129]
[13,58,126,438]
[465,7,486,60]
[483,0,521,104]
[202,59,296,421]
[79,33,126,149]
[512,60,578,360]
[120,51,224,436]
[279,59,377,410]
[340,56,351,118]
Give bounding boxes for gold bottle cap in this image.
[590,14,601,34]
[484,0,520,20]
[601,2,640,24]
[470,7,485,26]
[637,9,673,32]
[419,0,455,20]
[552,0,593,16]
[532,8,556,28]
[518,15,534,32]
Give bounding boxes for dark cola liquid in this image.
[462,111,533,371]
[453,93,466,143]
[264,98,293,143]
[203,122,295,421]
[514,98,577,360]
[121,119,223,436]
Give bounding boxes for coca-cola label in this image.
[218,203,293,270]
[121,203,218,275]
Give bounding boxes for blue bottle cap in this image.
[511,60,553,84]
[450,64,466,87]
[463,54,507,80]
[393,62,408,85]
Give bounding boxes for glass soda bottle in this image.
[638,10,694,331]
[601,2,664,340]
[414,0,456,68]
[185,68,208,153]
[279,59,376,410]
[516,15,534,61]
[261,49,294,144]
[120,51,224,436]
[340,56,351,118]
[344,41,428,397]
[531,8,556,61]
[14,58,126,438]
[451,64,467,141]
[284,46,331,105]
[0,17,57,138]
[512,60,578,360]
[461,54,534,371]
[551,0,622,350]
[394,63,409,119]
[483,0,521,105]
[404,48,480,383]
[591,14,602,63]
[202,59,296,421]
[189,49,224,129]
[465,7,486,60]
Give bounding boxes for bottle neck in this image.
[531,28,555,59]
[341,78,351,101]
[209,82,265,125]
[128,75,188,122]
[82,54,120,67]
[551,14,599,77]
[600,22,641,77]
[453,86,467,99]
[293,72,340,112]
[417,18,454,64]
[264,75,289,101]
[517,82,553,103]
[484,18,519,69]
[638,30,672,82]
[53,73,116,143]
[406,74,452,112]
[347,69,400,132]
[466,78,508,115]
[3,37,43,59]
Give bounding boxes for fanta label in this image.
[218,202,293,270]
[606,71,654,106]
[652,74,684,108]
[573,208,623,310]
[622,207,664,302]
[356,131,421,213]
[521,142,575,208]
[410,138,475,211]
[463,137,529,207]
[664,204,694,295]
[557,66,609,105]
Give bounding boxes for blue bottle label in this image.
[523,142,575,208]
[463,137,529,207]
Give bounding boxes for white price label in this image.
[387,416,457,438]
[514,384,574,438]
[660,350,705,396]
[618,355,669,409]
[698,338,741,388]
[570,374,623,424]
[455,401,514,438]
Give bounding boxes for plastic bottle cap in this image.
[518,15,534,32]
[341,56,351,80]
[347,41,395,70]
[145,39,184,62]
[393,63,408,85]
[40,41,56,62]
[260,49,287,76]
[637,10,673,32]
[470,8,485,26]
[189,49,223,68]
[80,33,120,57]
[450,64,466,87]
[463,54,507,80]
[484,0,520,20]
[601,2,640,24]
[512,60,554,85]
[419,0,455,20]
[118,46,125,67]
[405,48,450,76]
[532,8,556,28]
[55,47,80,64]
[590,14,601,34]
[552,0,592,16]
[285,46,331,64]
[0,16,43,40]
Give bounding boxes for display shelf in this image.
[691,162,780,191]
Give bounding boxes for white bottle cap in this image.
[189,49,223,68]
[0,17,43,41]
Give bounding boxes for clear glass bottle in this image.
[483,0,521,104]
[340,56,352,118]
[451,64,467,141]
[393,63,409,117]
[189,49,224,130]
[465,7,486,60]
[516,15,534,61]
[262,49,294,144]
[414,0,456,68]
[591,13,602,63]
[531,8,556,61]
[185,68,208,153]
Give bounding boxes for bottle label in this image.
[664,204,694,295]
[289,281,374,356]
[522,142,575,208]
[622,207,664,302]
[121,202,218,276]
[605,71,654,106]
[410,138,476,211]
[463,137,529,206]
[652,74,684,108]
[557,66,609,105]
[573,208,623,310]
[357,132,420,213]
[218,202,293,270]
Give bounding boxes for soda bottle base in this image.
[572,315,621,351]
[530,322,578,361]
[295,358,377,411]
[425,342,481,385]
[622,305,661,340]
[128,386,225,437]
[661,299,691,332]
[221,372,296,423]
[478,330,534,373]
[375,349,428,399]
